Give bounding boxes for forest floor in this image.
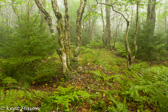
[28,47,165,112]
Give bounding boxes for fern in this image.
[115,66,168,111]
[43,86,91,111]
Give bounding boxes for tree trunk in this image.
[5,0,10,26]
[64,0,71,68]
[147,0,156,35]
[12,0,21,24]
[35,0,70,77]
[113,17,121,49]
[125,21,132,69]
[51,0,70,77]
[40,0,46,25]
[0,3,4,24]
[100,1,105,44]
[104,0,111,48]
[96,0,132,69]
[133,1,139,60]
[27,0,30,39]
[130,6,134,26]
[146,0,156,59]
[100,0,105,33]
[35,0,55,36]
[74,0,87,63]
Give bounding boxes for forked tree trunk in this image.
[35,0,70,77]
[74,0,87,63]
[51,0,70,77]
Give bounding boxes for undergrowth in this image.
[0,48,167,112]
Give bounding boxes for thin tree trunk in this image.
[133,1,139,60]
[0,3,4,24]
[125,22,132,69]
[165,16,167,32]
[27,0,30,39]
[74,0,87,63]
[96,0,132,69]
[100,0,105,43]
[12,0,21,25]
[5,0,9,26]
[113,17,121,49]
[40,0,46,25]
[35,0,54,36]
[130,6,134,26]
[100,0,105,32]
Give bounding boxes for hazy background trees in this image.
[0,0,168,83]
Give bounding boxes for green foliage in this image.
[131,62,150,71]
[128,21,167,61]
[115,65,168,111]
[91,99,107,111]
[115,41,127,57]
[0,13,56,83]
[92,71,115,81]
[107,96,127,112]
[41,86,91,111]
[0,89,46,108]
[80,47,101,65]
[32,61,59,82]
[2,77,18,86]
[86,39,104,48]
[0,24,13,58]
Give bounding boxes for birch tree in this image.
[96,0,139,69]
[74,0,87,63]
[35,0,70,77]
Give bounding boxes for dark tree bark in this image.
[27,0,30,40]
[147,0,156,35]
[146,0,156,59]
[104,0,111,48]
